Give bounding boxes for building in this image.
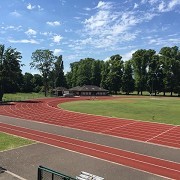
[53,87,69,96]
[69,85,108,96]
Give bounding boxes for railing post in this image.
[37,166,42,180]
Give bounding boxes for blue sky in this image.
[0,0,180,74]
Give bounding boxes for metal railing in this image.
[37,166,76,180]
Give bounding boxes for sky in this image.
[0,0,180,74]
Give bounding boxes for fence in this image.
[37,166,76,180]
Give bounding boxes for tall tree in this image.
[91,60,103,86]
[122,60,135,94]
[100,61,110,89]
[0,45,22,97]
[159,46,180,96]
[106,55,123,94]
[54,55,66,87]
[22,73,34,92]
[0,45,5,101]
[30,49,55,96]
[132,49,156,95]
[32,74,43,92]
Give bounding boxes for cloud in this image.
[95,1,113,10]
[54,49,63,56]
[52,35,63,43]
[158,0,180,12]
[122,49,137,61]
[1,25,22,31]
[27,3,35,10]
[46,21,60,26]
[84,7,91,11]
[10,11,21,17]
[134,3,138,9]
[8,39,39,44]
[25,28,37,36]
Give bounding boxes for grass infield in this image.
[60,97,180,125]
[0,132,34,151]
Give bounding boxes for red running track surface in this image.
[0,122,180,179]
[0,97,180,149]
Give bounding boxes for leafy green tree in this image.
[54,55,66,87]
[122,60,135,94]
[91,60,103,86]
[132,49,155,95]
[30,49,55,96]
[106,55,124,94]
[159,46,180,96]
[100,61,110,89]
[0,45,22,97]
[22,73,34,92]
[0,45,5,101]
[32,74,43,92]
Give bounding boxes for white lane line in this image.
[5,170,27,180]
[0,123,180,167]
[0,125,178,180]
[146,126,178,142]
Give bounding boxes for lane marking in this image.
[0,125,178,179]
[146,126,178,142]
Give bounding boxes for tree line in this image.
[0,43,179,101]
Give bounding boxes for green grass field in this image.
[2,92,47,102]
[60,97,180,125]
[0,132,34,151]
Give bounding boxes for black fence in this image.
[37,166,76,180]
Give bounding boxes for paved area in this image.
[1,143,167,180]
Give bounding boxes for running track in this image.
[0,97,179,149]
[0,97,180,179]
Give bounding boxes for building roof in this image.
[69,85,108,92]
[53,87,68,91]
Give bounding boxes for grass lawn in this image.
[0,132,34,151]
[2,92,47,102]
[60,97,180,125]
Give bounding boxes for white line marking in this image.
[146,126,178,142]
[0,115,179,150]
[1,123,180,167]
[5,170,27,180]
[0,125,174,180]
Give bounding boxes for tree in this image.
[106,55,124,94]
[32,74,43,92]
[122,60,135,94]
[22,73,34,92]
[132,49,156,95]
[91,60,103,86]
[0,45,22,100]
[30,49,55,96]
[0,45,5,101]
[159,46,180,96]
[54,55,66,87]
[100,61,110,89]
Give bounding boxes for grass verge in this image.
[60,97,180,125]
[0,132,34,151]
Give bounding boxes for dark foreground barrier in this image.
[37,166,76,180]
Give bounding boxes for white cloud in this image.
[47,21,60,26]
[95,1,113,10]
[54,49,63,56]
[134,3,138,9]
[2,25,22,31]
[27,3,35,10]
[25,28,37,36]
[52,35,63,43]
[84,7,91,11]
[27,3,43,11]
[122,49,137,61]
[8,39,39,44]
[10,11,21,17]
[158,0,180,12]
